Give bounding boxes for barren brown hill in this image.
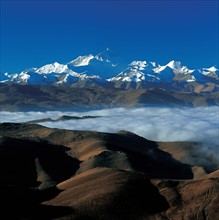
[1,84,218,111]
[0,123,218,219]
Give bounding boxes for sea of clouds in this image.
[1,106,218,144]
[1,106,218,167]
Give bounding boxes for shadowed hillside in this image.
[0,123,218,219]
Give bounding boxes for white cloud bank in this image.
[1,107,218,165]
[1,107,218,143]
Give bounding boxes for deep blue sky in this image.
[1,0,218,73]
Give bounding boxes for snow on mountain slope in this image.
[108,61,160,83]
[68,50,123,79]
[186,76,196,82]
[0,50,218,88]
[153,60,194,74]
[68,49,117,67]
[201,66,218,76]
[36,62,69,74]
[191,66,218,83]
[68,54,95,66]
[167,60,182,69]
[95,48,118,63]
[57,73,78,84]
[109,60,190,83]
[108,68,146,82]
[129,61,147,71]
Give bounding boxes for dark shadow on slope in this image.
[0,178,74,219]
[138,89,187,107]
[0,136,81,219]
[104,174,169,220]
[103,131,193,179]
[66,172,169,220]
[0,205,70,220]
[0,136,81,185]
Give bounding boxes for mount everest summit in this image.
[1,49,218,93]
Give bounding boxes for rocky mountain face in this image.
[1,49,218,111]
[1,49,218,93]
[0,123,218,220]
[1,84,218,111]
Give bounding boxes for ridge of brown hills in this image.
[0,123,218,219]
[0,84,218,111]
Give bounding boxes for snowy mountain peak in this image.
[36,62,68,74]
[129,61,147,71]
[201,66,218,76]
[167,60,182,69]
[95,54,105,62]
[68,54,95,67]
[153,60,194,74]
[203,66,218,72]
[0,50,217,89]
[153,65,166,73]
[19,72,30,82]
[95,48,117,64]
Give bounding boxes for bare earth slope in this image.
[1,84,218,111]
[0,123,218,219]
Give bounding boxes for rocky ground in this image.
[1,84,218,111]
[0,123,218,219]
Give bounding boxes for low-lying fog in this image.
[1,107,218,143]
[1,107,218,164]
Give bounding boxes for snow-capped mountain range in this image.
[1,49,218,91]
